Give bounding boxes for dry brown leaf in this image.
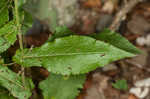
[128,94,139,99]
[83,0,101,9]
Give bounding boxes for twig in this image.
[125,59,150,72]
[109,0,144,31]
[3,63,16,66]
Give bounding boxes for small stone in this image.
[135,78,150,87]
[130,87,149,99]
[102,63,118,72]
[136,37,146,46]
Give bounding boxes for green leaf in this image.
[39,74,86,99]
[0,87,15,99]
[0,0,9,27]
[0,65,34,99]
[112,79,128,91]
[92,29,141,54]
[0,21,18,54]
[49,26,74,41]
[54,26,74,36]
[14,35,135,75]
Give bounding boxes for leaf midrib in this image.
[23,52,108,58]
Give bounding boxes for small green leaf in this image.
[0,21,18,54]
[49,26,74,41]
[0,0,9,27]
[0,65,34,99]
[92,29,141,54]
[112,79,128,91]
[13,35,135,75]
[0,86,15,99]
[39,74,86,99]
[54,26,74,36]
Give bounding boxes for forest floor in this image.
[73,0,150,99]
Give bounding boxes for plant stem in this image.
[14,0,25,87]
[14,0,23,51]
